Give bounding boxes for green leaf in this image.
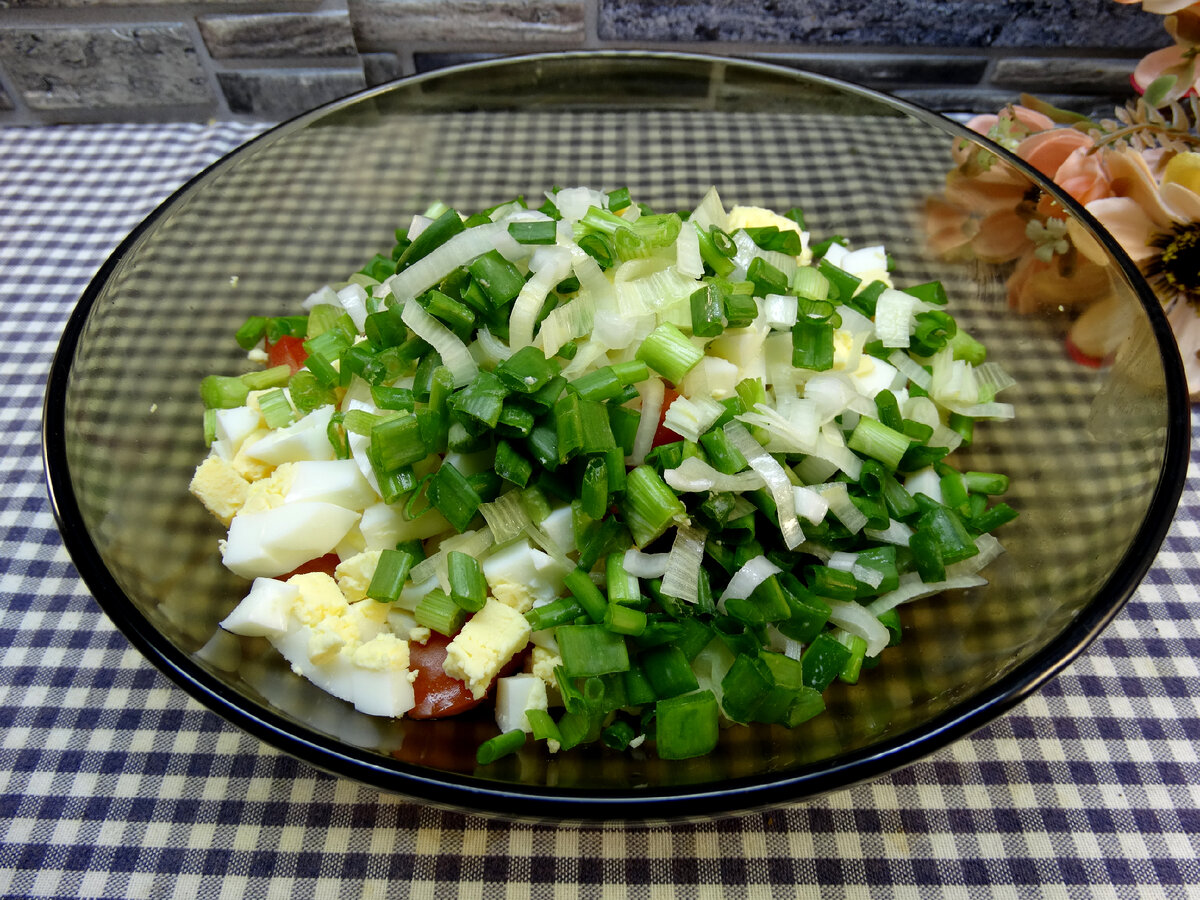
[1143,74,1178,110]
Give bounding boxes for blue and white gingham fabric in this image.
[1,123,1199,899]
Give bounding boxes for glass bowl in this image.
[42,52,1190,821]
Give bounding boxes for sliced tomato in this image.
[651,386,682,448]
[265,334,308,374]
[407,631,485,720]
[282,552,340,579]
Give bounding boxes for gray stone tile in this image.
[217,68,367,119]
[0,85,13,112]
[991,57,1137,95]
[747,52,987,88]
[894,87,1116,117]
[5,0,320,6]
[598,0,1165,49]
[349,0,584,50]
[362,52,405,86]
[198,12,357,59]
[0,25,211,111]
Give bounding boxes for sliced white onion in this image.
[510,245,573,349]
[401,298,477,387]
[736,401,819,454]
[827,550,885,589]
[827,600,890,657]
[765,624,806,661]
[724,422,804,550]
[663,395,724,443]
[628,376,665,466]
[473,326,513,364]
[949,533,1006,576]
[385,221,514,302]
[660,523,708,604]
[874,288,917,349]
[689,187,727,233]
[478,490,532,545]
[537,295,594,359]
[793,485,829,524]
[622,548,669,579]
[975,361,1017,396]
[551,187,609,224]
[864,518,915,546]
[811,481,868,533]
[718,555,782,607]
[866,572,989,617]
[664,456,765,493]
[302,284,339,311]
[336,283,370,333]
[941,400,1016,420]
[888,349,933,391]
[761,293,798,330]
[674,219,704,279]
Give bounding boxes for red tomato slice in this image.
[281,553,341,579]
[265,334,308,374]
[651,386,682,448]
[407,631,485,720]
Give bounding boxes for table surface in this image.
[2,122,1199,899]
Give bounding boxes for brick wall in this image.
[0,0,1169,125]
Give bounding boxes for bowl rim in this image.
[41,49,1192,821]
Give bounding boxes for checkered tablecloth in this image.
[2,121,1199,899]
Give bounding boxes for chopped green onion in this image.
[413,588,467,637]
[235,316,269,350]
[525,596,585,632]
[689,284,725,337]
[636,323,704,385]
[447,550,487,613]
[507,219,558,245]
[427,462,482,533]
[366,549,415,602]
[557,623,631,678]
[847,417,912,471]
[620,466,687,548]
[476,729,526,765]
[640,644,699,699]
[791,318,835,371]
[654,690,718,759]
[257,388,294,429]
[200,375,250,409]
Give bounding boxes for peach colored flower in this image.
[1111,0,1198,12]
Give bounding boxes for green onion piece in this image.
[507,219,558,245]
[911,310,957,356]
[694,223,736,277]
[792,266,830,301]
[557,623,631,678]
[555,709,602,751]
[200,375,250,409]
[965,471,1010,495]
[601,718,637,751]
[747,257,789,298]
[904,280,948,306]
[427,462,482,533]
[326,412,350,459]
[578,232,616,269]
[525,424,559,472]
[564,566,608,623]
[606,186,632,212]
[468,249,525,307]
[874,390,904,433]
[266,315,307,343]
[847,417,912,471]
[580,456,610,521]
[413,588,467,637]
[468,470,502,504]
[447,550,487,612]
[525,708,562,744]
[970,502,1018,534]
[917,505,978,563]
[722,284,759,329]
[776,577,831,643]
[494,439,534,488]
[307,304,353,341]
[816,258,862,302]
[394,207,465,273]
[744,225,803,256]
[371,412,427,471]
[568,366,623,402]
[496,346,561,394]
[948,328,987,365]
[363,306,406,350]
[421,288,475,333]
[346,406,385,436]
[370,385,415,412]
[257,388,294,429]
[689,284,725,337]
[654,690,719,759]
[801,632,853,692]
[495,404,535,439]
[366,549,415,602]
[202,408,216,447]
[791,318,835,371]
[235,315,269,350]
[837,632,869,684]
[620,466,687,548]
[808,565,859,602]
[902,419,935,444]
[605,553,640,606]
[909,527,946,583]
[448,370,509,430]
[698,426,748,475]
[476,729,526,765]
[719,655,772,723]
[337,343,374,388]
[604,602,647,636]
[287,371,334,415]
[936,462,969,509]
[641,645,700,699]
[302,329,350,387]
[524,596,585,632]
[611,359,649,386]
[637,322,704,385]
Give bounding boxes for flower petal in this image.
[1165,301,1200,401]
[1084,196,1161,262]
